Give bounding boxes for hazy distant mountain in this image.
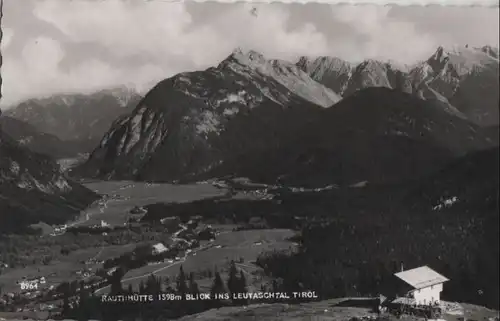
[0,115,79,158]
[205,88,497,187]
[76,49,339,181]
[299,45,499,126]
[480,45,499,59]
[0,123,98,234]
[5,87,142,154]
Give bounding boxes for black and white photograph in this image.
[0,1,499,320]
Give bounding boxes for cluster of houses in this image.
[16,276,46,288]
[84,258,104,265]
[75,268,93,279]
[88,220,110,230]
[50,224,68,236]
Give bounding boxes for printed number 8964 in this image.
[20,282,38,290]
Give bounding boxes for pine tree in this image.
[146,274,157,294]
[163,276,170,291]
[272,279,280,292]
[238,270,247,293]
[210,269,226,303]
[176,265,188,299]
[227,260,239,297]
[188,272,200,295]
[77,281,90,321]
[61,289,71,318]
[234,270,248,306]
[109,268,124,295]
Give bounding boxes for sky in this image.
[0,0,499,108]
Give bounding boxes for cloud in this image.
[1,0,331,107]
[33,1,330,64]
[203,3,330,60]
[1,36,171,107]
[329,5,437,65]
[0,1,496,107]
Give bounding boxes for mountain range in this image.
[298,45,499,127]
[76,45,499,187]
[76,49,336,181]
[1,44,498,232]
[205,87,497,187]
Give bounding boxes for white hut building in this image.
[393,265,449,306]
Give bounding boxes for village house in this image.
[152,243,168,255]
[53,224,67,233]
[160,216,181,227]
[16,276,46,286]
[391,265,449,306]
[107,267,118,276]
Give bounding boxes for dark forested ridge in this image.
[0,125,99,234]
[256,147,499,310]
[0,116,80,159]
[202,88,497,187]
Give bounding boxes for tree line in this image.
[58,260,251,321]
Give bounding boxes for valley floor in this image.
[0,180,297,315]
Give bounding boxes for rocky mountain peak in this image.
[427,45,498,76]
[295,56,353,95]
[297,56,352,71]
[224,48,268,68]
[218,49,341,107]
